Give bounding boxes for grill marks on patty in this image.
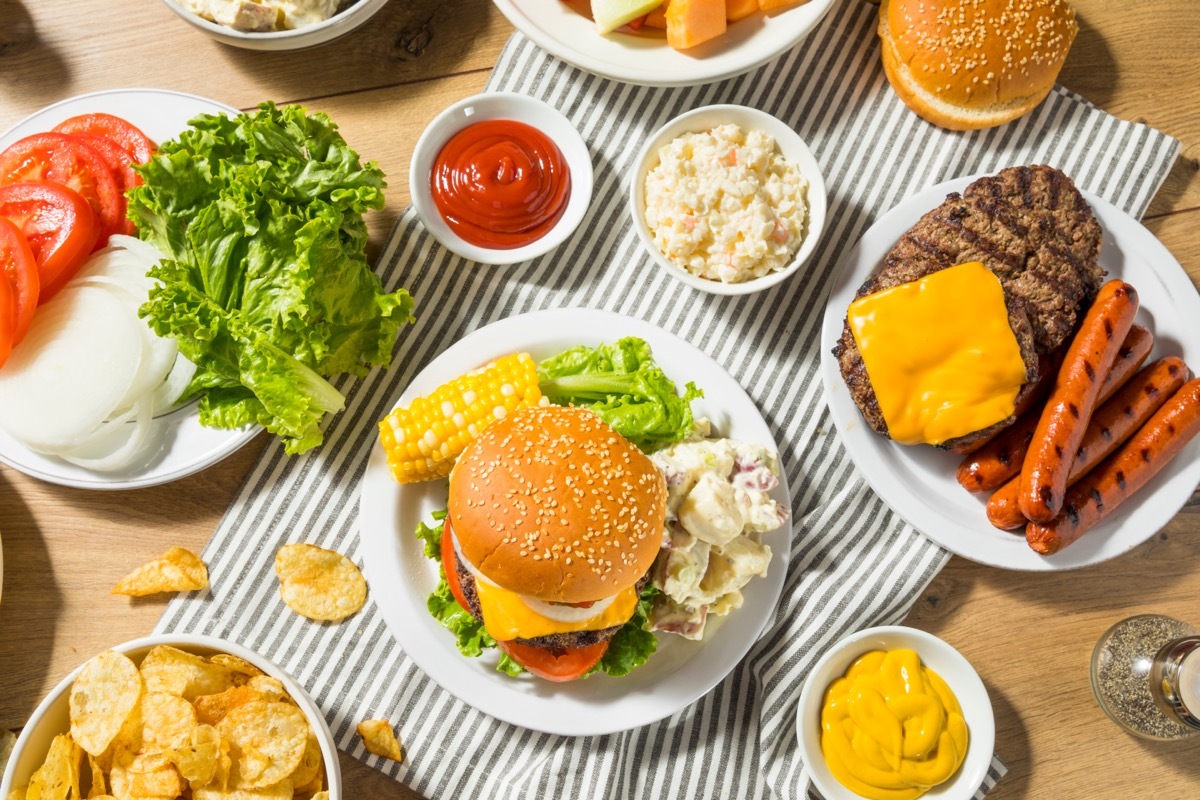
[834,165,1104,449]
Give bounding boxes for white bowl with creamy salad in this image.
[160,0,390,50]
[630,104,827,296]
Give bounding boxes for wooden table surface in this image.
[1,1,1198,797]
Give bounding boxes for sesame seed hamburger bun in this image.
[878,0,1079,130]
[447,404,667,604]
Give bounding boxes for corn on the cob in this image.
[379,352,544,483]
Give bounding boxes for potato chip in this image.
[109,757,184,798]
[25,734,82,800]
[287,729,322,789]
[6,790,22,800]
[275,543,367,622]
[194,686,266,727]
[0,729,14,781]
[112,546,208,596]
[356,719,404,762]
[293,753,324,799]
[140,645,235,700]
[208,654,264,681]
[245,676,289,704]
[169,738,222,786]
[192,778,293,800]
[217,701,309,789]
[310,793,329,800]
[86,751,107,799]
[69,650,144,757]
[139,691,198,752]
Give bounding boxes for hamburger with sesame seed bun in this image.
[443,404,668,681]
[878,0,1078,130]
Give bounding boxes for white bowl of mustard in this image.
[797,626,995,800]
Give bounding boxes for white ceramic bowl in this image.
[492,0,836,87]
[159,0,390,50]
[409,92,594,266]
[630,104,827,296]
[796,626,995,800]
[0,634,342,799]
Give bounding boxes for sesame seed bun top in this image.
[879,0,1078,130]
[447,404,668,603]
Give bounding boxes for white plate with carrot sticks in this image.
[358,307,791,735]
[820,175,1200,571]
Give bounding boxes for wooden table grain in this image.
[1,1,1198,798]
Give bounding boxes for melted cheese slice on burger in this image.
[474,581,640,642]
[847,261,1028,445]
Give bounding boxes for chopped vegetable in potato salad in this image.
[648,419,790,639]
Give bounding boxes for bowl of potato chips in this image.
[0,635,341,800]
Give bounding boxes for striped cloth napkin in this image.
[156,2,1179,798]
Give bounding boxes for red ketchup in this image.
[430,119,571,250]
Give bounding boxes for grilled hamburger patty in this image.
[833,165,1104,448]
[453,552,646,650]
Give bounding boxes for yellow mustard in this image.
[820,649,968,800]
[847,261,1027,446]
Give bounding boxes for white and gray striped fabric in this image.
[156,3,1179,798]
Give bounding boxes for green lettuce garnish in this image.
[537,337,702,451]
[128,102,414,454]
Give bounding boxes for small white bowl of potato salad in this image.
[796,626,995,800]
[630,104,826,296]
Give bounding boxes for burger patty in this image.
[454,553,647,650]
[833,165,1104,449]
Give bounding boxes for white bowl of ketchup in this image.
[410,92,594,266]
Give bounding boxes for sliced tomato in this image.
[440,517,472,612]
[52,113,156,165]
[0,132,122,247]
[0,217,39,344]
[0,182,97,303]
[496,639,609,682]
[67,133,137,235]
[0,265,14,368]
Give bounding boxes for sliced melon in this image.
[667,0,727,49]
[592,0,665,34]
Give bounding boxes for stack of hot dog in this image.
[957,279,1200,555]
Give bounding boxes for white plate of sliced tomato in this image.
[0,89,260,489]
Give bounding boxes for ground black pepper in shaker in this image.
[1090,614,1200,741]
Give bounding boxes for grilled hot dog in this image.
[1027,378,1200,554]
[958,324,1152,494]
[1018,281,1139,523]
[986,357,1189,529]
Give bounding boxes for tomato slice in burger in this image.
[440,517,472,612]
[0,181,97,303]
[0,217,39,345]
[496,639,609,683]
[52,113,157,165]
[0,132,122,247]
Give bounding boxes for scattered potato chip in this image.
[193,778,294,799]
[356,719,404,762]
[275,543,367,622]
[69,651,144,757]
[140,645,236,701]
[112,546,209,597]
[218,701,309,789]
[0,729,15,781]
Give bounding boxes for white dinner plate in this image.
[359,308,792,736]
[820,175,1200,571]
[0,89,259,490]
[492,0,835,88]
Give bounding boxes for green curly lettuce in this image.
[128,101,414,454]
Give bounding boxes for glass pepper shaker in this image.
[1090,614,1200,741]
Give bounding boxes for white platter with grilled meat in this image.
[819,174,1200,571]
